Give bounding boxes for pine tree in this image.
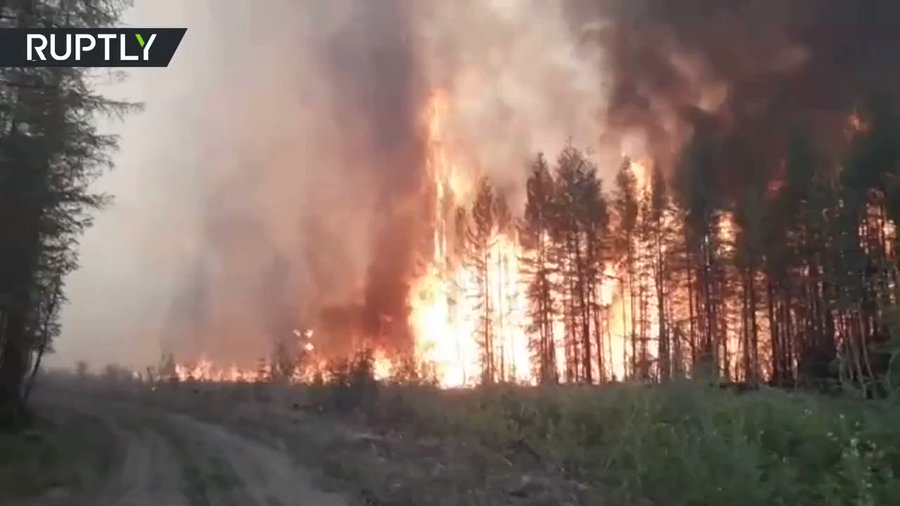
[613,159,639,379]
[468,177,497,384]
[552,146,607,383]
[734,186,765,383]
[648,162,676,380]
[675,133,726,379]
[521,154,559,384]
[0,0,136,421]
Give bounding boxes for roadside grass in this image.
[362,382,900,506]
[0,410,112,502]
[138,366,900,505]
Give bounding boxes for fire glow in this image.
[172,92,634,387]
[408,92,532,387]
[167,106,895,389]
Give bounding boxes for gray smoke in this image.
[55,0,628,369]
[567,0,900,191]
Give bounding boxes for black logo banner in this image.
[0,28,186,67]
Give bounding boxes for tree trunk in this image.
[748,268,759,384]
[656,231,669,381]
[0,310,28,426]
[24,337,47,402]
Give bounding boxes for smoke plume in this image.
[59,0,900,369]
[568,0,900,191]
[149,0,610,365]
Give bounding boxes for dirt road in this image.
[21,395,348,506]
[10,383,593,506]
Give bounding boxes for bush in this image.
[384,354,439,387]
[369,382,900,505]
[310,348,378,413]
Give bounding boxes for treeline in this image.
[0,0,133,423]
[459,103,900,394]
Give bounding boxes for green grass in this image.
[366,383,900,506]
[0,412,112,501]
[0,424,65,498]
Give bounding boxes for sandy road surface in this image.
[23,395,348,506]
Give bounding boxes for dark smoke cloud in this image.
[568,0,900,192]
[153,0,431,363]
[58,0,621,370]
[322,0,428,349]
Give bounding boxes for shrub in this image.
[366,382,900,505]
[312,348,379,413]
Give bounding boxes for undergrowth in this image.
[309,348,379,413]
[0,411,112,500]
[366,382,900,506]
[152,356,900,504]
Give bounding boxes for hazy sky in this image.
[50,0,611,371]
[52,1,213,369]
[49,0,877,372]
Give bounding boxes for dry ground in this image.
[5,386,348,506]
[2,380,591,506]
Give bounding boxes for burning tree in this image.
[466,178,498,384]
[551,147,609,384]
[521,155,559,385]
[105,2,900,398]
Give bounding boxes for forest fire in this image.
[13,3,900,503]
[165,87,900,392]
[172,349,396,384]
[409,233,531,387]
[409,92,532,387]
[168,93,650,387]
[174,359,263,383]
[157,3,900,394]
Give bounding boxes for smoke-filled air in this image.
[13,1,900,504]
[64,0,610,378]
[57,0,900,389]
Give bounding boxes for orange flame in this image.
[408,92,532,387]
[168,94,639,387]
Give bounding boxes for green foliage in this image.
[0,414,112,500]
[310,348,379,413]
[375,383,900,505]
[878,301,900,395]
[0,0,137,417]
